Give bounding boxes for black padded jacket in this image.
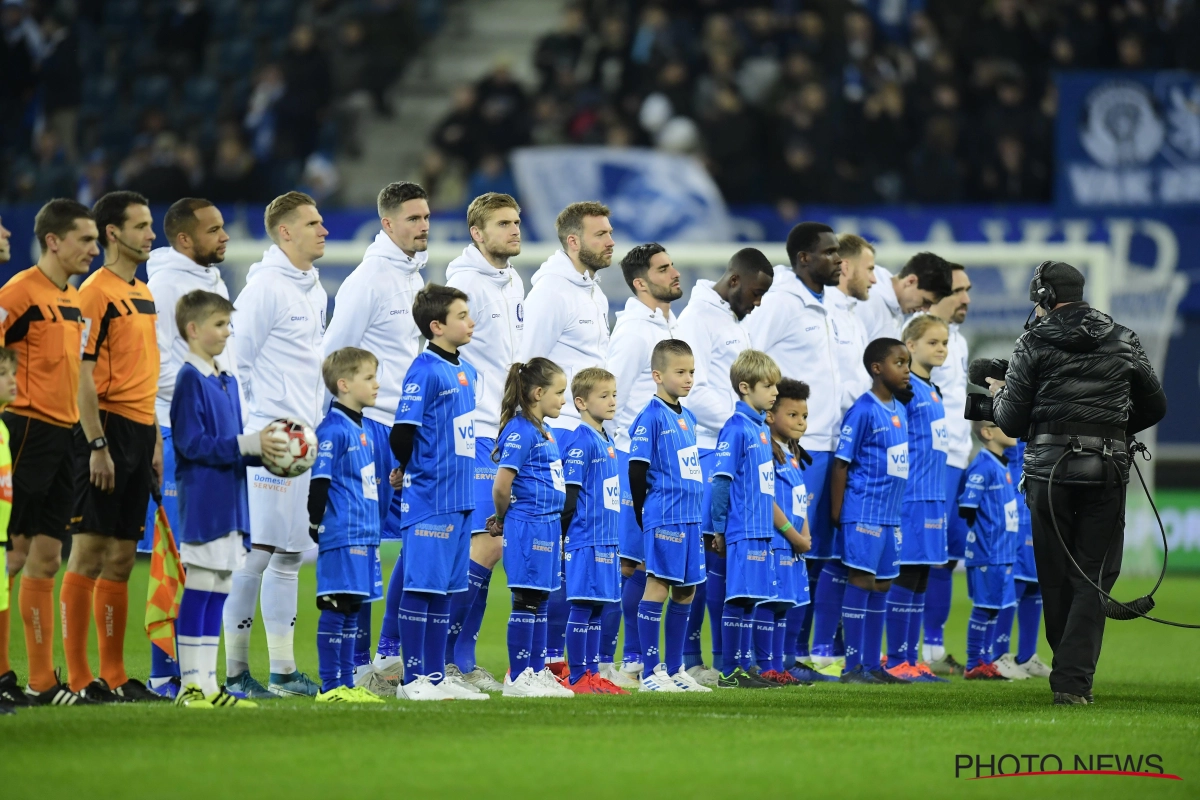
[992,303,1166,485]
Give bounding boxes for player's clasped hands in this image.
[485,514,504,537]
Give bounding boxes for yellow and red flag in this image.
[145,495,185,658]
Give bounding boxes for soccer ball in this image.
[262,418,318,478]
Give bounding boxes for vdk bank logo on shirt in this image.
[603,476,621,512]
[453,413,475,458]
[887,443,909,479]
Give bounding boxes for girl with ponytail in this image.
[486,358,573,697]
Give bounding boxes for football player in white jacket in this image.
[923,263,973,675]
[743,222,847,673]
[224,192,328,699]
[321,181,429,692]
[519,201,613,669]
[675,248,774,685]
[605,243,681,687]
[858,253,954,342]
[142,198,233,696]
[442,192,524,691]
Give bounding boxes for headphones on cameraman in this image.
[1029,260,1057,309]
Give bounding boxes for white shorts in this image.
[181,532,246,572]
[247,467,315,552]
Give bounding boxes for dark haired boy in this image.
[831,338,912,684]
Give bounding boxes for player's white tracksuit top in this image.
[675,279,751,451]
[146,245,238,427]
[322,230,425,427]
[609,296,677,451]
[232,245,328,430]
[519,249,610,430]
[743,266,843,452]
[931,322,970,470]
[826,285,871,415]
[859,264,903,342]
[445,244,524,441]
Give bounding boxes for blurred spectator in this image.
[330,19,373,158]
[245,63,286,161]
[13,130,77,202]
[206,129,263,204]
[275,24,332,161]
[908,115,965,203]
[123,132,201,204]
[76,149,112,206]
[534,6,585,92]
[39,12,82,162]
[975,133,1049,202]
[467,153,518,200]
[155,0,209,76]
[474,63,531,154]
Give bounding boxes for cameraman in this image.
[987,262,1166,706]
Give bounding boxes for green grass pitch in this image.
[4,553,1198,799]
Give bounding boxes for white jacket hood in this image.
[675,280,752,449]
[445,244,525,439]
[519,249,610,431]
[233,245,328,428]
[146,246,238,424]
[362,230,426,275]
[610,296,677,450]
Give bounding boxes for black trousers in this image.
[1025,478,1125,696]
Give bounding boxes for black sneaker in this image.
[0,670,32,707]
[112,677,170,702]
[867,666,912,684]
[1053,691,1091,705]
[25,681,93,706]
[839,665,884,684]
[746,666,786,688]
[80,679,123,704]
[717,668,775,689]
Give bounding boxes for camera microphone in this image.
[967,358,1009,388]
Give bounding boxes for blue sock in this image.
[531,600,549,673]
[772,609,788,672]
[378,550,405,657]
[546,563,569,661]
[507,606,536,676]
[341,613,358,688]
[796,559,823,658]
[811,561,848,657]
[664,599,690,676]
[201,589,226,689]
[924,565,952,649]
[1016,581,1042,664]
[719,602,745,676]
[149,640,179,680]
[397,589,431,683]
[637,600,663,673]
[840,584,870,672]
[683,580,705,669]
[885,584,915,668]
[966,607,993,669]
[754,606,775,670]
[984,612,999,663]
[317,608,347,692]
[353,603,372,667]
[907,591,926,666]
[567,602,593,683]
[621,571,646,663]
[994,604,1016,657]
[739,607,755,671]
[864,590,887,671]
[587,603,604,673]
[784,604,806,667]
[452,561,492,672]
[424,593,450,680]
[176,587,208,687]
[598,600,620,664]
[705,551,726,665]
[445,582,471,664]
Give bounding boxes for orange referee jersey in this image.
[79,267,160,426]
[0,266,85,427]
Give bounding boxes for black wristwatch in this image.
[89,436,108,451]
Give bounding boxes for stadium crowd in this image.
[1,0,437,207]
[424,0,1200,212]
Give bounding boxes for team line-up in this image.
[0,184,1049,710]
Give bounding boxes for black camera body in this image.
[962,358,1010,422]
[964,392,994,422]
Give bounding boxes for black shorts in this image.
[4,411,76,545]
[71,410,157,541]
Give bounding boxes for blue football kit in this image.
[771,445,810,607]
[629,396,705,586]
[900,375,949,565]
[714,401,777,601]
[394,349,479,594]
[1006,441,1037,582]
[836,391,909,579]
[499,416,567,591]
[562,424,622,602]
[960,449,1019,609]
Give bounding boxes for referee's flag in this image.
[145,490,185,658]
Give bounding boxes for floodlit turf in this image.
[4,555,1198,799]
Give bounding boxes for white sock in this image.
[223,548,271,677]
[924,644,946,662]
[262,551,303,675]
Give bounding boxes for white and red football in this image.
[261,418,319,478]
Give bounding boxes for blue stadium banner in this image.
[510,146,734,243]
[1055,71,1200,209]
